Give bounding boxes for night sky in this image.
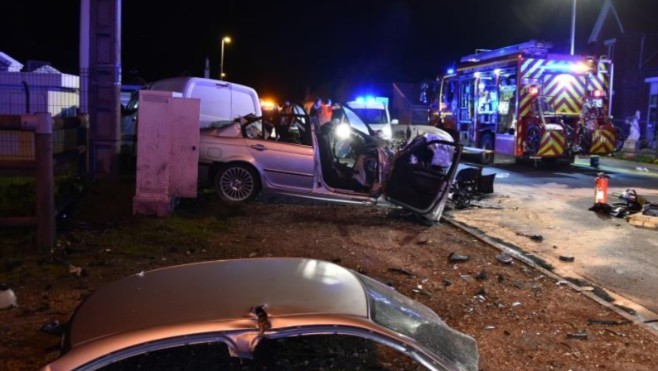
[2,1,658,102]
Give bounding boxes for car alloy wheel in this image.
[215,163,260,203]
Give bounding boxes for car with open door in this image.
[40,257,479,371]
[198,104,462,224]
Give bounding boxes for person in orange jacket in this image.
[319,99,335,126]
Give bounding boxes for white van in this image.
[345,96,397,140]
[147,77,262,128]
[121,77,261,153]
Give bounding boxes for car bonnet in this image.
[66,258,369,348]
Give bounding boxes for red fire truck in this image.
[432,40,621,164]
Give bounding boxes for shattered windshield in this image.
[358,273,478,370]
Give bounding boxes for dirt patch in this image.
[1,181,658,370]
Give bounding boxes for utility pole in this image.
[570,0,577,55]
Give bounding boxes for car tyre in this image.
[214,163,261,203]
[479,133,494,165]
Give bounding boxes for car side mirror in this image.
[391,119,399,125]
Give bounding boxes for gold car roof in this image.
[68,257,369,347]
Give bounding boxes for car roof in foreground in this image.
[68,257,369,348]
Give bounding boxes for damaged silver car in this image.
[199,104,462,224]
[41,258,479,370]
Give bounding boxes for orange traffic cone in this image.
[589,172,611,214]
[594,172,609,204]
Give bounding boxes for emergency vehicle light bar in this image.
[460,40,551,63]
[354,96,388,106]
[543,61,590,74]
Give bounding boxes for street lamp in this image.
[220,36,231,80]
[570,0,576,55]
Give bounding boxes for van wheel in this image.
[214,163,261,203]
[479,134,494,165]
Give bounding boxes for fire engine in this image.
[431,40,621,164]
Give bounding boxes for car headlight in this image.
[335,123,351,140]
[381,124,392,140]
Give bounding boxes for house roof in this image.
[0,51,23,72]
[589,0,658,43]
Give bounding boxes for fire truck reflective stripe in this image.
[589,76,605,91]
[537,130,566,157]
[519,94,532,117]
[543,74,586,114]
[521,59,544,79]
[589,128,616,155]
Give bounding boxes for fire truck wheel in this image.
[526,125,542,154]
[479,134,494,165]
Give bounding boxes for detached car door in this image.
[385,133,462,220]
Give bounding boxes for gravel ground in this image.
[1,181,658,370]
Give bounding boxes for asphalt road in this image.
[455,154,658,324]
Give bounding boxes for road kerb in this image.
[442,214,658,339]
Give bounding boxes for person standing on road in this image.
[277,100,294,142]
[309,98,323,129]
[318,99,334,126]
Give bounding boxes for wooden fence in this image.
[0,113,88,250]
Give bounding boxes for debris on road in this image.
[587,319,631,326]
[591,189,657,223]
[448,252,470,262]
[559,256,575,262]
[496,253,513,265]
[40,320,65,336]
[516,232,544,242]
[0,284,17,309]
[567,331,589,340]
[388,267,413,276]
[449,166,496,209]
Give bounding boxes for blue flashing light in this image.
[352,95,389,107]
[447,68,455,74]
[544,61,589,74]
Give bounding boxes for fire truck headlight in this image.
[570,62,590,74]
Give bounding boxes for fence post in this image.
[26,113,54,250]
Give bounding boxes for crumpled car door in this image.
[385,134,462,221]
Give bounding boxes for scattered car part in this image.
[516,232,544,242]
[495,253,513,265]
[0,283,17,309]
[449,166,496,210]
[448,252,470,262]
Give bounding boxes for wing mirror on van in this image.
[391,119,399,125]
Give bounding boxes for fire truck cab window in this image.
[497,76,517,134]
[477,78,497,114]
[460,82,472,121]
